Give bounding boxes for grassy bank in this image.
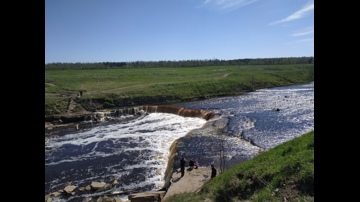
[45,64,314,115]
[164,130,314,202]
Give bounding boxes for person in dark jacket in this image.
[189,159,195,170]
[180,157,186,177]
[211,164,217,179]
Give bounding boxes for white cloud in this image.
[292,27,314,37]
[269,3,314,26]
[285,38,314,45]
[202,0,258,11]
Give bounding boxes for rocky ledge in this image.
[45,179,167,202]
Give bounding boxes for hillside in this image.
[163,130,314,202]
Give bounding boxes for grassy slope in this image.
[45,64,313,115]
[164,130,314,202]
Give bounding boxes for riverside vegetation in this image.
[45,57,314,201]
[45,57,314,116]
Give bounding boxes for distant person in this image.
[211,164,217,179]
[180,157,186,177]
[194,160,199,169]
[189,159,195,169]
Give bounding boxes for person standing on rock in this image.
[211,164,217,179]
[180,157,186,177]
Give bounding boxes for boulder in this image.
[63,185,77,194]
[91,181,106,190]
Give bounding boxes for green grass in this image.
[45,64,314,115]
[164,130,314,202]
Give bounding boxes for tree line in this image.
[45,56,314,70]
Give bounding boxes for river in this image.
[45,82,314,201]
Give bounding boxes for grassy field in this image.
[45,64,314,115]
[163,130,314,202]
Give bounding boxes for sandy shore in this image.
[162,166,213,201]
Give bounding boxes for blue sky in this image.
[45,0,314,64]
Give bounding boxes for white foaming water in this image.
[174,82,314,151]
[45,113,206,197]
[234,83,314,149]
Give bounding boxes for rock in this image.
[51,192,62,197]
[45,194,51,202]
[96,183,113,192]
[96,195,115,202]
[63,185,77,194]
[113,179,120,185]
[128,191,166,202]
[91,181,106,190]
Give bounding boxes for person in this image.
[180,157,186,177]
[189,159,195,169]
[211,164,217,179]
[194,160,199,169]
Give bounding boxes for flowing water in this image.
[45,82,314,201]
